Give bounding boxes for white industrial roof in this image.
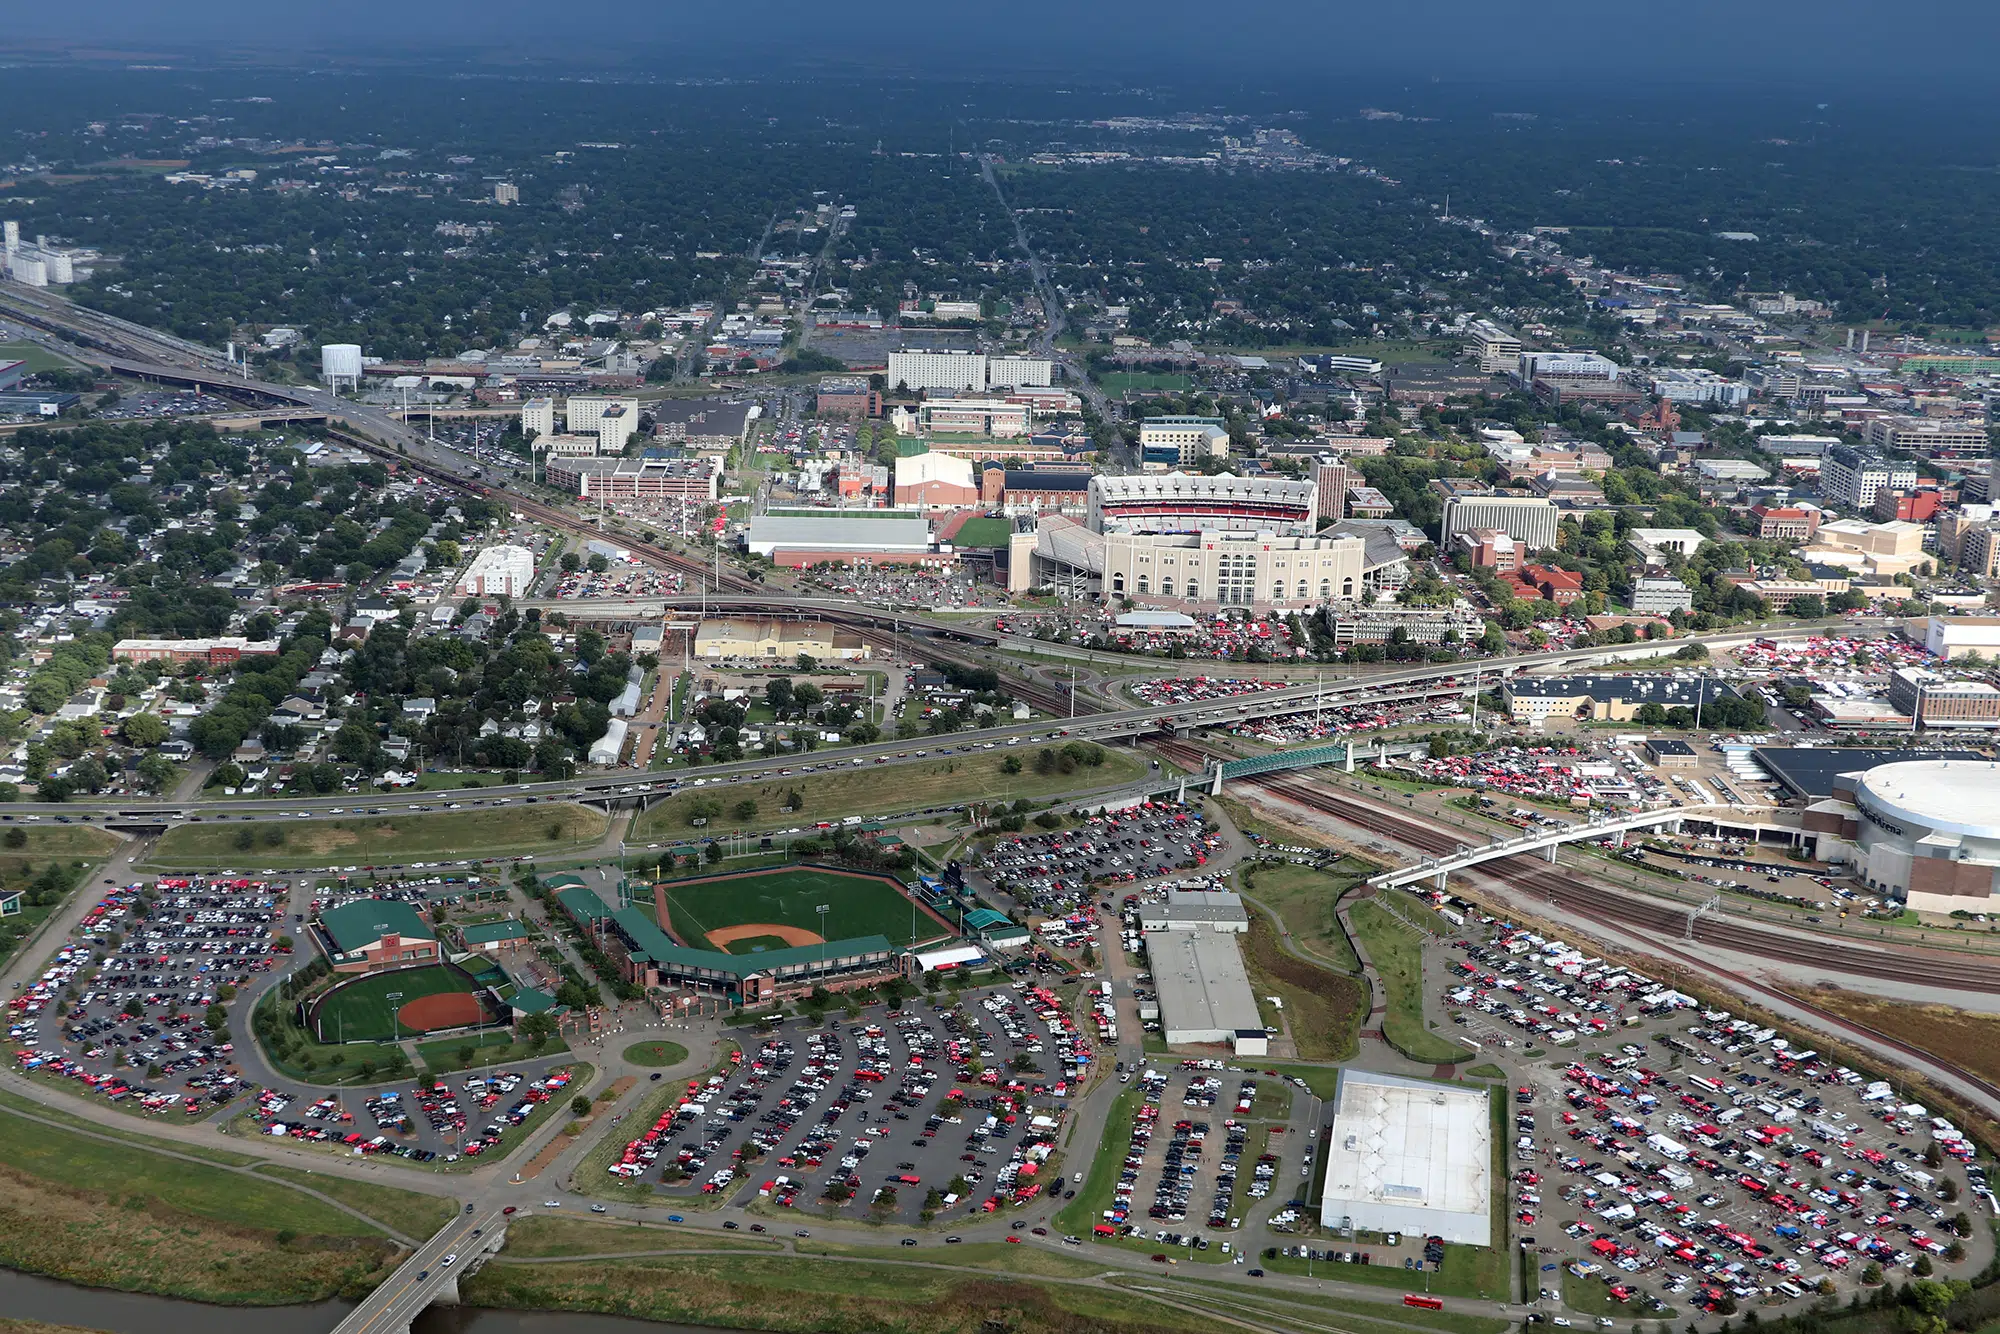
[746,515,932,552]
[1320,1070,1492,1245]
[1143,928,1261,1041]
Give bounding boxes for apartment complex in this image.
[1821,444,1918,511]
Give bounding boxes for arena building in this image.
[1320,1070,1492,1245]
[1804,758,2000,914]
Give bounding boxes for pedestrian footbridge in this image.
[1205,739,1433,793]
[1369,805,1725,890]
[331,1207,508,1334]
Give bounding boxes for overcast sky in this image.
[12,0,2000,86]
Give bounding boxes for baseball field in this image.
[310,964,496,1042]
[652,865,951,955]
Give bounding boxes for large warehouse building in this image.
[1142,928,1265,1054]
[1320,1070,1492,1245]
[694,617,870,661]
[745,515,935,567]
[1802,758,2000,914]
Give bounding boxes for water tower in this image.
[320,343,364,393]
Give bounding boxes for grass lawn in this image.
[1236,860,1367,972]
[252,986,408,1087]
[1464,1063,1507,1080]
[416,1028,568,1072]
[0,824,120,969]
[1097,370,1193,394]
[1350,897,1468,1065]
[622,1038,688,1067]
[0,339,82,373]
[312,964,486,1043]
[500,1213,781,1257]
[1260,1063,1342,1100]
[0,1101,403,1303]
[1054,1084,1141,1235]
[950,516,1014,548]
[254,1164,458,1240]
[1239,914,1365,1062]
[1158,1274,1510,1334]
[1563,1272,1678,1321]
[148,805,608,869]
[633,747,1147,838]
[657,864,942,950]
[466,1249,1229,1334]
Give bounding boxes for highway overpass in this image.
[330,1207,508,1334]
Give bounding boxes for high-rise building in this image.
[1465,319,1521,373]
[1137,416,1230,465]
[493,182,519,205]
[565,395,641,440]
[520,397,557,438]
[1822,443,1917,510]
[886,349,987,394]
[1314,458,1351,524]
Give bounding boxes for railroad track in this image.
[1151,738,2000,994]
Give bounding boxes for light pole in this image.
[816,903,830,981]
[386,991,404,1044]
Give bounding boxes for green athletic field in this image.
[310,965,484,1042]
[654,866,946,951]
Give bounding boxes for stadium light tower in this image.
[816,903,831,980]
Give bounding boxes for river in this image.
[0,1269,723,1334]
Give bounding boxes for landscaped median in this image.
[144,804,608,870]
[632,746,1149,839]
[1348,895,1470,1065]
[0,1093,418,1302]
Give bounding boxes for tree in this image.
[731,799,758,821]
[559,552,581,574]
[764,677,794,716]
[704,842,724,865]
[119,713,168,748]
[570,1094,592,1116]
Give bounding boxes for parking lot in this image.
[977,801,1221,922]
[249,1065,577,1164]
[602,984,1091,1225]
[1433,911,1985,1318]
[8,876,286,1118]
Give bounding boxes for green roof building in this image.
[316,898,439,973]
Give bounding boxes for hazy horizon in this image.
[6,0,2000,88]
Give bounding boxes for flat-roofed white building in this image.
[455,544,536,598]
[1142,928,1265,1053]
[564,395,640,438]
[521,397,557,438]
[1320,1070,1492,1245]
[1138,415,1230,464]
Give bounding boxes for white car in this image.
[441,1253,457,1267]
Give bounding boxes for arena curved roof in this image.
[1857,759,2000,839]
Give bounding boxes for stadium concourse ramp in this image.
[330,1207,508,1334]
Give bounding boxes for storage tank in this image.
[320,343,364,390]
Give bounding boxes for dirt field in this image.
[704,922,823,950]
[1800,985,2000,1088]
